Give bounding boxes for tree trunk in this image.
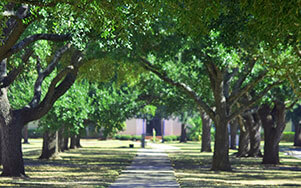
[237,115,250,157]
[179,123,187,143]
[0,85,26,176]
[259,101,286,164]
[75,134,82,148]
[70,135,76,149]
[22,124,29,144]
[63,136,69,151]
[247,113,262,157]
[294,120,301,146]
[201,112,212,152]
[229,119,238,149]
[211,116,231,171]
[39,130,59,159]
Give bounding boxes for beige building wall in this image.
[120,118,181,136]
[119,119,145,135]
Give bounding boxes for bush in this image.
[114,134,134,140]
[163,135,179,142]
[281,132,294,142]
[132,135,142,141]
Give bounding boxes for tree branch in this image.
[22,50,83,123]
[2,34,71,61]
[228,81,281,121]
[139,57,215,119]
[28,44,71,108]
[228,70,268,106]
[233,58,256,92]
[0,48,33,88]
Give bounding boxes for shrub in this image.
[132,135,142,141]
[163,135,178,142]
[281,132,294,142]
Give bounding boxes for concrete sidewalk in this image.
[109,144,180,188]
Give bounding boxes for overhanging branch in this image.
[28,44,71,108]
[228,70,268,106]
[228,81,281,121]
[139,57,215,119]
[1,33,71,61]
[0,48,33,88]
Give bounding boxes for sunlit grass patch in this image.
[0,139,138,187]
[168,141,301,187]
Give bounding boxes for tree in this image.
[0,0,159,176]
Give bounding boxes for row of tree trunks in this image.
[39,128,81,159]
[259,101,286,164]
[237,115,250,157]
[246,113,262,157]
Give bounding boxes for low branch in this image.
[22,50,83,123]
[233,58,256,92]
[228,70,268,106]
[28,44,71,108]
[139,57,215,119]
[228,81,281,121]
[1,33,71,60]
[0,48,33,88]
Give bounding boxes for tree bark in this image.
[0,82,26,176]
[70,135,76,149]
[229,119,238,149]
[247,113,262,157]
[179,123,187,143]
[63,136,69,151]
[75,134,82,148]
[39,130,59,159]
[259,101,286,164]
[294,120,301,146]
[237,115,250,157]
[22,124,29,144]
[201,112,212,152]
[212,116,231,171]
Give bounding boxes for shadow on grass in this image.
[0,139,138,188]
[168,142,301,188]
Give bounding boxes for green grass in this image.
[0,139,139,188]
[167,141,301,187]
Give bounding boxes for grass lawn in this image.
[167,141,301,187]
[0,139,139,188]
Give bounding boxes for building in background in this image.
[119,118,182,136]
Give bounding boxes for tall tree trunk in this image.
[63,136,69,151]
[70,135,76,149]
[212,116,231,171]
[201,112,212,152]
[259,101,286,164]
[179,123,187,143]
[237,115,250,157]
[229,119,238,149]
[294,120,301,146]
[58,126,65,152]
[39,130,59,159]
[75,134,82,148]
[0,85,26,176]
[22,124,29,144]
[247,113,262,157]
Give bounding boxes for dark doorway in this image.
[146,118,162,136]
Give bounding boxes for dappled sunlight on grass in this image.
[0,139,138,187]
[168,141,301,187]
